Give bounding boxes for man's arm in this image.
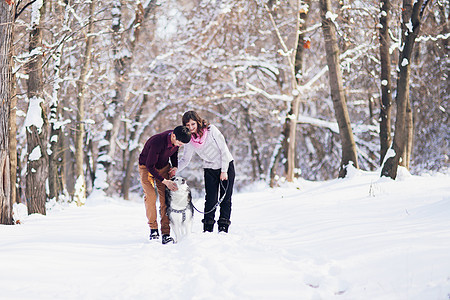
[145,144,165,183]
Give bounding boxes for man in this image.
[138,126,191,244]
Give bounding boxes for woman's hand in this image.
[220,172,228,181]
[169,167,177,178]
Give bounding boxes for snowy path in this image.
[1,170,450,299]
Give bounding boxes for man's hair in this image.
[173,125,191,143]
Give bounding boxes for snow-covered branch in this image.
[246,83,293,102]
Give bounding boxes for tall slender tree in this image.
[266,0,305,183]
[74,0,96,205]
[381,0,431,179]
[48,0,72,203]
[379,0,393,164]
[319,0,359,177]
[25,0,48,215]
[0,0,15,225]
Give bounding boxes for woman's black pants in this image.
[203,161,235,225]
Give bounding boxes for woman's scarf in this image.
[191,128,208,148]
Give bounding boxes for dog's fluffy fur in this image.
[165,176,194,243]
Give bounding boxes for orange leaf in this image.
[303,40,311,49]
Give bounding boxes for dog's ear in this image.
[169,176,175,181]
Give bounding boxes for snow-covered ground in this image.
[1,168,450,300]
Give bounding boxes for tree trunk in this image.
[48,44,65,202]
[242,102,263,180]
[269,134,285,188]
[294,0,311,81]
[64,127,75,197]
[122,94,149,200]
[48,0,72,203]
[319,0,359,177]
[95,0,123,193]
[267,1,311,185]
[402,97,413,169]
[74,0,95,205]
[381,0,429,179]
[9,57,17,205]
[379,0,393,165]
[286,96,301,181]
[0,0,15,225]
[26,1,48,215]
[286,1,305,182]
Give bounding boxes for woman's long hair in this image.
[182,111,210,138]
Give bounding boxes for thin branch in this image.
[264,4,296,80]
[16,0,37,20]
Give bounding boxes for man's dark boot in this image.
[218,218,231,233]
[202,219,215,232]
[150,229,159,240]
[162,234,174,244]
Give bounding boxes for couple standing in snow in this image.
[138,111,235,244]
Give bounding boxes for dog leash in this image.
[192,180,228,215]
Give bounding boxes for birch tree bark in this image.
[319,0,359,177]
[25,0,48,215]
[381,0,430,179]
[0,0,15,225]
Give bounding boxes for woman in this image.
[174,111,235,233]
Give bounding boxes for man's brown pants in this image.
[138,164,170,235]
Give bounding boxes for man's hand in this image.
[169,167,177,178]
[220,172,228,181]
[163,179,178,191]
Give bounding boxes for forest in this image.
[0,0,448,224]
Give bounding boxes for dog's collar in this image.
[168,207,187,214]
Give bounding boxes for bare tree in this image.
[241,101,264,179]
[48,1,72,203]
[74,0,96,205]
[25,0,48,215]
[319,0,359,177]
[381,0,431,179]
[96,0,156,194]
[0,0,15,225]
[265,1,304,183]
[379,0,393,164]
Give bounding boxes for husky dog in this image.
[165,176,194,243]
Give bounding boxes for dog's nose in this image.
[181,179,185,184]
